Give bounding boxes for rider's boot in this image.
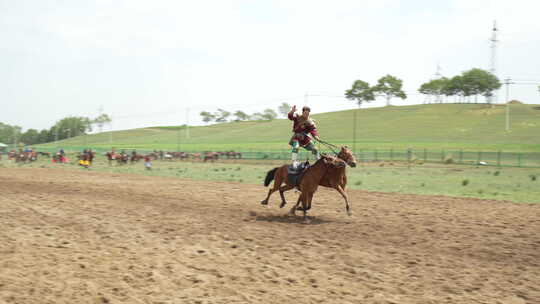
[292,152,299,169]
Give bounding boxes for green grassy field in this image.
[3,156,539,204]
[37,103,540,153]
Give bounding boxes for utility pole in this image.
[488,20,499,104]
[185,108,190,139]
[14,129,18,148]
[353,110,357,152]
[434,63,443,103]
[177,124,181,152]
[504,77,513,132]
[109,117,113,145]
[98,105,105,133]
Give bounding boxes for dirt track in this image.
[1,168,539,304]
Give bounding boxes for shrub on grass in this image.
[355,181,362,186]
[444,154,454,164]
[462,179,469,186]
[530,175,537,181]
[494,171,500,176]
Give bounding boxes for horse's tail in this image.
[264,167,278,187]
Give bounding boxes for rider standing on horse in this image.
[288,105,321,169]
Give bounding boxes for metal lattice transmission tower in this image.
[434,63,443,103]
[489,20,499,103]
[98,105,104,133]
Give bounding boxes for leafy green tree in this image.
[200,111,215,123]
[37,129,52,144]
[278,102,292,117]
[93,113,112,133]
[418,77,450,103]
[373,75,407,106]
[0,122,22,145]
[20,129,40,145]
[442,76,464,101]
[261,109,278,121]
[233,110,250,121]
[461,68,501,102]
[345,80,375,107]
[215,109,231,123]
[51,116,92,140]
[250,112,264,121]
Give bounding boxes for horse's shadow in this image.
[254,213,332,225]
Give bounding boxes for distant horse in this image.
[117,153,129,165]
[16,151,37,163]
[38,151,51,158]
[77,152,90,168]
[261,154,347,220]
[226,151,242,159]
[52,152,67,163]
[87,150,95,165]
[7,150,16,160]
[261,146,357,216]
[203,152,219,162]
[105,151,116,166]
[130,153,145,163]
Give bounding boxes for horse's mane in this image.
[314,154,337,166]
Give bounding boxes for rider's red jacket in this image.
[288,112,319,147]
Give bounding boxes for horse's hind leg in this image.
[335,185,352,216]
[261,187,276,205]
[278,184,295,208]
[261,174,283,205]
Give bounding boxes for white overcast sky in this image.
[2,0,540,131]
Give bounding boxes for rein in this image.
[315,138,339,156]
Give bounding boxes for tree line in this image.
[0,114,111,147]
[199,103,293,123]
[418,68,501,103]
[345,68,501,107]
[345,74,407,107]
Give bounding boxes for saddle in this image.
[287,161,310,188]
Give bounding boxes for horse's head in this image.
[337,146,357,167]
[320,154,347,168]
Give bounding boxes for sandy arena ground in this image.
[1,168,539,304]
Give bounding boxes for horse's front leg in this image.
[278,184,295,208]
[335,185,352,216]
[289,193,303,216]
[302,192,314,223]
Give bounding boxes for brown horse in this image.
[261,154,347,219]
[203,152,219,162]
[261,146,357,216]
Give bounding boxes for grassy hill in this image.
[40,103,540,152]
